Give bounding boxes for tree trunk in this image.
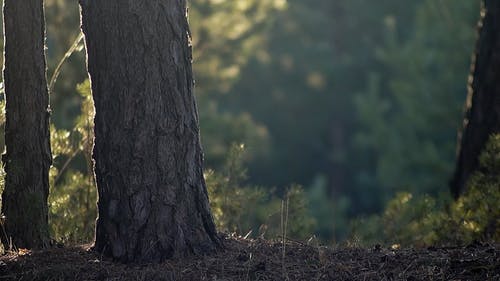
[451,0,500,198]
[80,0,220,262]
[1,0,52,249]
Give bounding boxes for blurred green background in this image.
[1,0,498,246]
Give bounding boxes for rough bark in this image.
[451,0,500,198]
[80,0,220,262]
[1,0,52,248]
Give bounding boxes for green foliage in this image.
[206,144,266,234]
[223,0,339,188]
[306,175,351,242]
[441,134,500,243]
[200,103,269,169]
[206,143,316,239]
[383,193,442,246]
[281,184,318,239]
[48,171,96,243]
[190,0,286,96]
[48,80,96,243]
[354,1,479,198]
[190,0,280,169]
[353,134,500,246]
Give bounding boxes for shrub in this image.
[439,134,500,243]
[206,143,316,239]
[352,134,500,246]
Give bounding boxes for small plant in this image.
[206,143,316,239]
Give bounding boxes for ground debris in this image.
[0,236,498,280]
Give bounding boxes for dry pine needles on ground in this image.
[0,236,498,281]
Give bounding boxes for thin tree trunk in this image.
[451,0,500,198]
[1,0,52,249]
[80,0,220,262]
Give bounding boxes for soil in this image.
[0,236,498,280]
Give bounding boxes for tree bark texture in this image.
[80,0,220,262]
[1,0,52,248]
[451,0,500,198]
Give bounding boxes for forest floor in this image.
[0,236,498,281]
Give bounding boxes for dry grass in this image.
[0,235,498,280]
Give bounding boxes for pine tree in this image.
[1,0,52,249]
[451,0,500,197]
[80,0,220,262]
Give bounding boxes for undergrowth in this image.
[352,134,500,246]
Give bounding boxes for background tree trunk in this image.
[1,0,52,249]
[80,0,220,262]
[451,0,500,198]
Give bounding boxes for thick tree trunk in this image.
[80,0,220,262]
[1,0,52,248]
[451,0,500,198]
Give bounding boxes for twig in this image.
[48,32,84,94]
[281,196,290,280]
[53,145,83,186]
